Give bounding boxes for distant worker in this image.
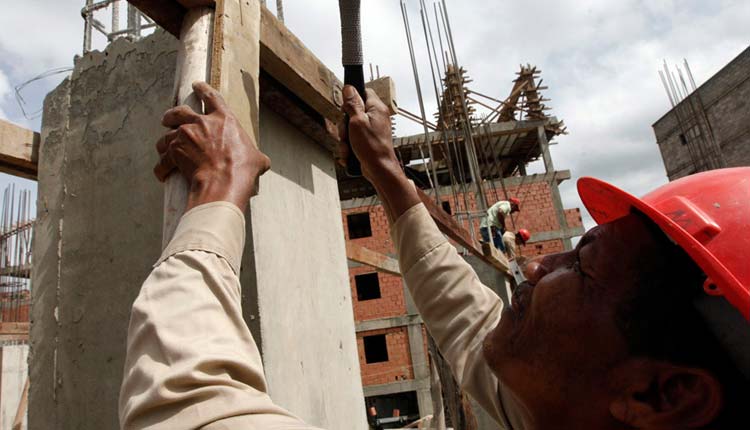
[119,79,749,429]
[502,228,530,260]
[479,197,520,251]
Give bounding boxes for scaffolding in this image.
[81,0,157,53]
[0,185,33,328]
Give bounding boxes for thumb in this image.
[342,85,366,118]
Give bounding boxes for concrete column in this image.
[537,126,572,250]
[403,286,434,417]
[31,31,365,430]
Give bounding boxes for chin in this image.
[482,312,512,370]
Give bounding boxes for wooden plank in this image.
[259,7,343,122]
[129,1,344,124]
[416,188,509,274]
[12,378,29,430]
[346,241,400,276]
[127,0,190,37]
[366,77,397,116]
[0,119,39,180]
[0,322,30,335]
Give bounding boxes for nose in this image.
[522,257,547,285]
[522,250,577,285]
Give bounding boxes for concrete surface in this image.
[31,31,178,430]
[32,30,365,429]
[1,344,29,430]
[245,107,366,429]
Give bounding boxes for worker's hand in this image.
[154,81,271,212]
[338,86,402,182]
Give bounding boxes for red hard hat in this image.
[577,168,750,321]
[509,197,521,206]
[517,228,531,243]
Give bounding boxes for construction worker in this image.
[480,198,520,252]
[502,228,530,260]
[119,81,749,429]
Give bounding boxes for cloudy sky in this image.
[1,0,748,231]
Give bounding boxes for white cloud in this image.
[0,0,747,232]
[0,68,9,120]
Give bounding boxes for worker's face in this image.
[482,214,663,428]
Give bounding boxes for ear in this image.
[609,360,723,429]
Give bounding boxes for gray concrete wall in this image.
[245,106,366,429]
[32,31,365,429]
[653,46,750,180]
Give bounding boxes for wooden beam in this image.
[258,7,343,122]
[12,378,29,430]
[355,314,422,332]
[0,322,30,342]
[346,241,400,276]
[127,0,191,37]
[0,119,39,180]
[416,188,509,274]
[366,77,397,116]
[129,1,344,123]
[393,118,555,148]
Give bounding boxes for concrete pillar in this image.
[461,255,508,430]
[403,285,434,418]
[537,126,572,250]
[31,31,365,429]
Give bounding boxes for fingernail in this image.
[343,85,356,99]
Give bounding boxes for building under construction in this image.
[0,1,585,428]
[654,47,750,181]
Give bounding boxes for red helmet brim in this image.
[577,177,750,320]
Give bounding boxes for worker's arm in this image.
[120,82,320,429]
[342,87,525,429]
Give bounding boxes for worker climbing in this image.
[117,2,750,429]
[480,197,521,252]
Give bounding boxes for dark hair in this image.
[616,211,748,427]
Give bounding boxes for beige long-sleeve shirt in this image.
[119,201,524,429]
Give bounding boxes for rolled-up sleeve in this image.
[391,203,525,430]
[119,202,319,429]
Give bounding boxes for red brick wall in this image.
[345,180,584,387]
[349,267,406,321]
[357,327,414,386]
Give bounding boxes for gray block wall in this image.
[32,30,365,429]
[653,46,750,180]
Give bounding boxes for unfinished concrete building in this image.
[654,46,750,181]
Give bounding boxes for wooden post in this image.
[12,377,29,430]
[537,126,572,250]
[162,6,215,247]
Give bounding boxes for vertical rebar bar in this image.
[111,0,120,39]
[276,0,285,23]
[400,0,438,195]
[84,0,94,53]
